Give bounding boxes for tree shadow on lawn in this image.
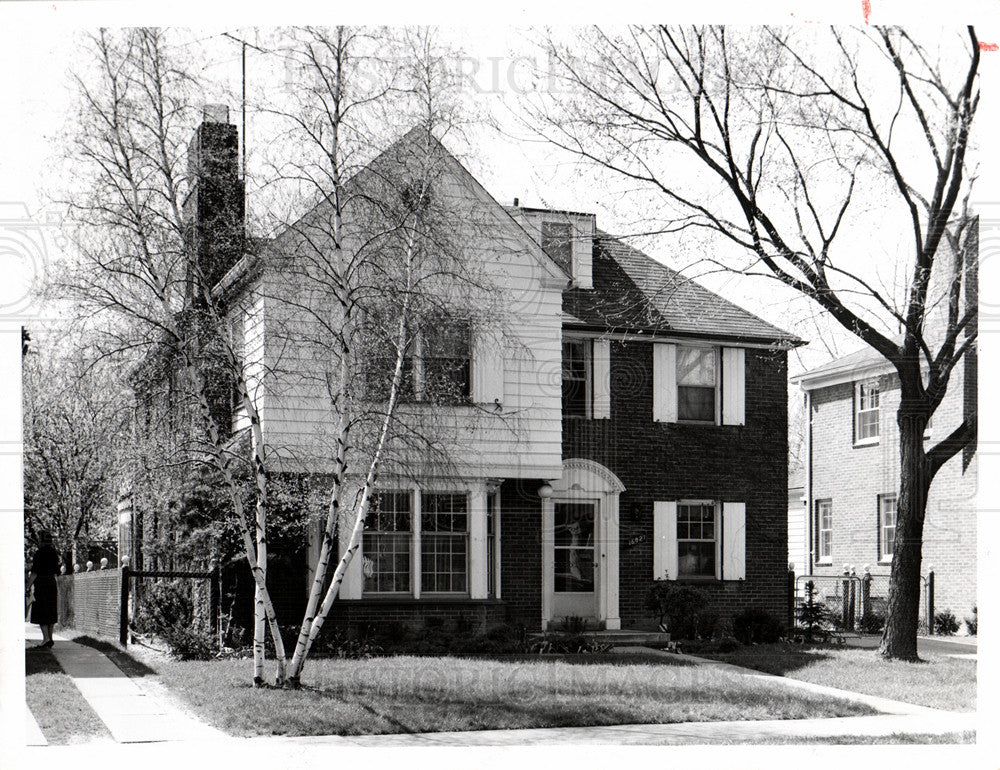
[25,648,63,676]
[699,644,840,676]
[71,635,159,678]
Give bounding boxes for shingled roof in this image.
[563,232,803,346]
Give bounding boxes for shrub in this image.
[133,580,217,660]
[733,607,785,645]
[965,606,977,636]
[796,580,832,641]
[860,609,886,634]
[645,580,711,640]
[935,609,960,636]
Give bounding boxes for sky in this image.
[2,4,1000,766]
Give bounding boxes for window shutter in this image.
[592,338,611,419]
[722,347,745,425]
[653,501,678,580]
[653,343,677,423]
[472,327,504,406]
[722,502,746,580]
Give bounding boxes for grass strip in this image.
[25,648,113,745]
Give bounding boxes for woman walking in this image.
[27,531,60,649]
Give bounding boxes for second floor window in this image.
[562,339,591,417]
[855,381,880,442]
[816,499,833,562]
[417,321,471,403]
[677,346,718,422]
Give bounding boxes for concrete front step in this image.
[531,630,672,646]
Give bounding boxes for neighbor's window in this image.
[677,346,718,422]
[420,492,469,594]
[677,502,717,579]
[363,492,413,594]
[855,381,880,442]
[816,499,833,562]
[541,220,573,274]
[879,494,897,562]
[562,338,591,417]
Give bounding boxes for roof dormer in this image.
[514,206,595,290]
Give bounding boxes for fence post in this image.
[787,563,796,629]
[119,564,130,646]
[861,566,871,626]
[927,566,935,636]
[847,566,857,630]
[841,564,850,628]
[210,561,221,649]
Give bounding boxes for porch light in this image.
[537,484,554,499]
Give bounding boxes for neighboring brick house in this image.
[151,108,802,632]
[790,238,978,621]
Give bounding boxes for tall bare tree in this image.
[534,25,979,659]
[56,27,291,684]
[254,26,504,684]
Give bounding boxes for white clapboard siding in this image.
[259,155,565,479]
[472,326,504,406]
[652,343,677,423]
[722,502,747,580]
[722,347,746,426]
[653,501,678,581]
[592,338,611,419]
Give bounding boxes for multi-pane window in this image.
[421,322,471,403]
[421,493,469,593]
[816,499,833,562]
[363,492,412,593]
[677,346,718,422]
[879,494,897,561]
[553,502,596,592]
[541,220,573,274]
[677,502,717,578]
[855,381,880,442]
[562,339,591,417]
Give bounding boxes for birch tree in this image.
[252,26,502,685]
[534,25,979,660]
[57,27,290,684]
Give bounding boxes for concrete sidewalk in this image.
[25,625,225,744]
[246,712,976,746]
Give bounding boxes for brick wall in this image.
[499,480,545,627]
[56,570,121,641]
[323,600,506,633]
[808,361,977,617]
[563,341,790,629]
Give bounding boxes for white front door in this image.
[550,500,598,622]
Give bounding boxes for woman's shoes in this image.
[38,641,53,649]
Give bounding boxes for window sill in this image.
[878,557,893,566]
[815,559,833,566]
[352,596,502,604]
[853,438,879,448]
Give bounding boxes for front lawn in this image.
[698,644,976,712]
[146,653,875,737]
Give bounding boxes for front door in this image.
[550,501,597,622]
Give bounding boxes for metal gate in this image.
[793,571,932,635]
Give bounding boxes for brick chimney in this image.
[184,104,244,302]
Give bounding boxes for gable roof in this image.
[563,232,803,346]
[791,340,899,391]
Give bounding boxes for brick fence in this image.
[56,569,122,641]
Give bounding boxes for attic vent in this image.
[541,221,573,274]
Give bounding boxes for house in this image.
[790,232,978,623]
[147,107,802,633]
